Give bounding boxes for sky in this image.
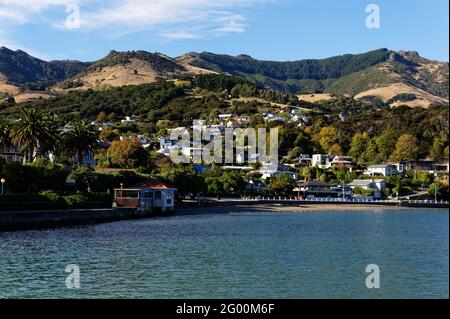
[0,0,448,62]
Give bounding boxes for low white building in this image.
[260,163,298,180]
[365,164,399,177]
[121,116,135,125]
[347,179,387,199]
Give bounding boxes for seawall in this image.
[0,208,142,231]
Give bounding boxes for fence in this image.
[238,196,449,206]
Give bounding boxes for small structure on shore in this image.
[113,181,177,214]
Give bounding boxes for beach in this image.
[176,203,426,215]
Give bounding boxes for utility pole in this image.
[435,185,437,203]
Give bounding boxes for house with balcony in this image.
[364,164,399,177]
[294,180,337,198]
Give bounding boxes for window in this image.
[115,190,139,198]
[154,191,162,199]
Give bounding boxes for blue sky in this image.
[0,0,448,62]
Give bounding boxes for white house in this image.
[365,164,399,177]
[312,154,333,168]
[260,163,298,180]
[328,156,356,171]
[218,114,233,120]
[121,116,135,125]
[347,179,387,199]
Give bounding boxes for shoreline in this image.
[1,203,447,232]
[176,203,448,216]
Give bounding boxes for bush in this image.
[63,194,88,207]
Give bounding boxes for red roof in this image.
[131,180,174,189]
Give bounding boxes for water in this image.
[0,209,448,299]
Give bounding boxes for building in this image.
[120,116,136,125]
[328,156,356,171]
[347,179,386,199]
[312,154,333,168]
[364,164,398,177]
[0,145,23,162]
[260,163,298,180]
[113,180,177,214]
[71,151,96,168]
[294,180,337,198]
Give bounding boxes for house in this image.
[0,145,23,162]
[120,116,135,125]
[113,180,177,214]
[260,163,298,180]
[328,156,356,171]
[312,154,333,168]
[72,151,96,168]
[347,179,386,199]
[218,114,232,120]
[296,154,312,166]
[294,180,337,198]
[364,164,398,177]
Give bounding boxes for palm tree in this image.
[0,115,12,152]
[11,107,59,162]
[60,120,99,166]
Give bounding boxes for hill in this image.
[0,46,89,92]
[55,50,188,91]
[178,49,449,108]
[0,47,448,108]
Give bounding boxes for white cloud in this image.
[0,0,269,39]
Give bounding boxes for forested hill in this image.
[179,48,392,82]
[0,46,89,90]
[177,49,449,106]
[1,46,448,108]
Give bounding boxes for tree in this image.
[108,138,149,168]
[329,143,343,156]
[360,139,378,164]
[59,120,99,166]
[0,116,12,151]
[375,129,398,161]
[429,137,447,161]
[392,134,419,162]
[11,108,59,162]
[316,126,339,153]
[96,111,107,122]
[428,183,442,200]
[220,170,246,195]
[269,174,294,196]
[349,132,370,163]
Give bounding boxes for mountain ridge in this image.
[0,46,448,108]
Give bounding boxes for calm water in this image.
[0,209,448,299]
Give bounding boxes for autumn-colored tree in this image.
[329,143,343,156]
[96,111,107,122]
[99,127,118,141]
[108,138,149,168]
[391,134,419,162]
[316,126,339,153]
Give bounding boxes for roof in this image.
[348,179,385,187]
[367,164,394,169]
[131,180,175,189]
[296,180,331,187]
